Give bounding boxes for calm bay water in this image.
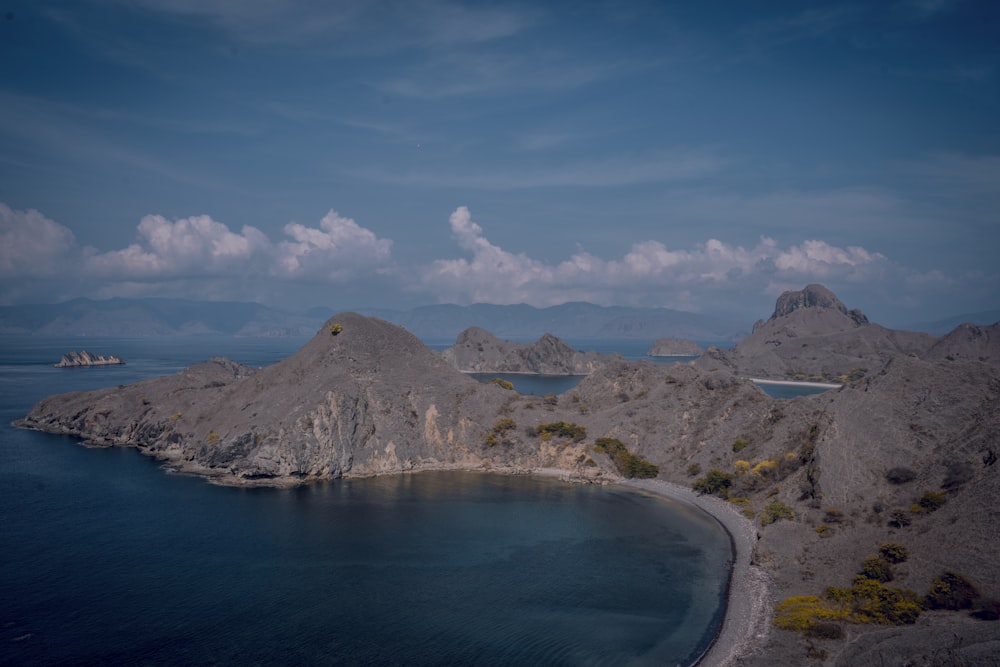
[1,336,731,666]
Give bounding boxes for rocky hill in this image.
[440,327,615,374]
[698,284,937,382]
[16,293,1000,665]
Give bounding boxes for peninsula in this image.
[16,285,1000,666]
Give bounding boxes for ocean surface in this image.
[0,336,739,666]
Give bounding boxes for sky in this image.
[0,0,997,326]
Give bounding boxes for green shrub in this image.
[761,501,794,526]
[926,571,979,610]
[911,490,947,514]
[693,469,733,498]
[686,462,702,477]
[593,437,659,479]
[490,378,514,391]
[207,431,220,445]
[732,437,749,453]
[330,323,343,335]
[535,421,586,442]
[879,543,909,564]
[484,418,517,447]
[860,555,894,583]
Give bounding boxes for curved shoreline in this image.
[615,478,771,667]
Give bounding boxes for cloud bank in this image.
[0,202,988,321]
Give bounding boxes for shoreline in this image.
[616,478,771,667]
[750,378,841,389]
[529,469,770,667]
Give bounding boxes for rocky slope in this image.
[440,326,615,374]
[15,291,1000,665]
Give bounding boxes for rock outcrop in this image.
[440,327,614,374]
[54,350,125,367]
[646,337,704,357]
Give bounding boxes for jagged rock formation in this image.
[700,284,936,382]
[440,327,614,374]
[16,295,1000,666]
[54,350,125,367]
[646,337,704,357]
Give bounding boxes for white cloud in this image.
[419,206,895,309]
[0,202,394,304]
[85,214,272,278]
[277,210,393,279]
[0,203,77,278]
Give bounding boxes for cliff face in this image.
[440,327,613,374]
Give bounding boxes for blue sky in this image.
[0,0,997,326]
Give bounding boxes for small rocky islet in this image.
[54,350,125,367]
[16,284,1000,666]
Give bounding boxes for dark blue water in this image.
[0,336,731,666]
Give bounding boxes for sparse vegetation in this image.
[878,543,909,564]
[207,431,220,445]
[926,571,979,610]
[484,418,517,447]
[910,490,947,514]
[732,437,749,453]
[329,323,343,335]
[593,437,659,479]
[761,501,794,526]
[686,462,702,477]
[535,421,586,442]
[693,469,733,498]
[490,378,514,391]
[824,508,845,524]
[775,548,924,635]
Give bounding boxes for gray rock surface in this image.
[440,327,615,374]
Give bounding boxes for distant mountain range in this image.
[0,298,748,342]
[1,297,996,341]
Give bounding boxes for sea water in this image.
[0,336,731,666]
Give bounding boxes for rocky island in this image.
[646,337,705,357]
[54,350,125,367]
[16,285,1000,666]
[441,326,614,374]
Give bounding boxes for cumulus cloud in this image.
[277,210,394,279]
[420,206,895,309]
[0,202,393,305]
[85,214,271,278]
